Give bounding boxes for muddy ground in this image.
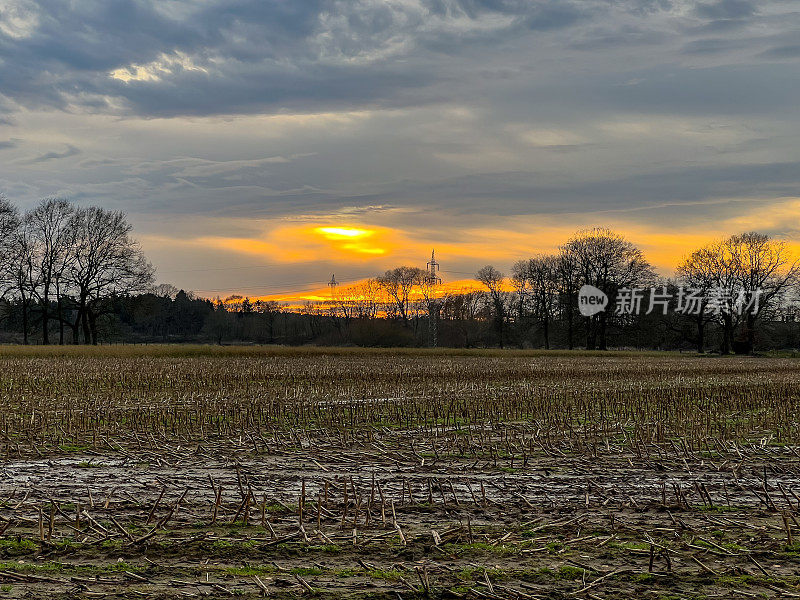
[2,435,800,599]
[1,351,800,598]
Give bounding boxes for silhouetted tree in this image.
[65,207,155,344]
[682,233,799,353]
[24,198,75,344]
[515,255,559,349]
[378,266,425,326]
[561,228,654,350]
[476,265,507,348]
[676,246,718,352]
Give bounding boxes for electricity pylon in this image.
[328,274,338,300]
[425,250,441,347]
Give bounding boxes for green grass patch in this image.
[290,567,323,576]
[0,539,38,555]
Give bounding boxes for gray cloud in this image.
[694,0,756,20]
[0,0,796,122]
[1,0,799,291]
[19,144,81,164]
[759,44,800,59]
[1,0,774,118]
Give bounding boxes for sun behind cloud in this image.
[312,226,387,255]
[315,227,372,238]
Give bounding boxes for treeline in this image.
[490,228,798,353]
[0,195,797,352]
[304,227,799,353]
[115,227,800,352]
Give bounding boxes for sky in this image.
[1,0,799,300]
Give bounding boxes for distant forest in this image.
[0,196,799,352]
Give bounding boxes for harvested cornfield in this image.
[1,346,799,599]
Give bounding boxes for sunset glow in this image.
[311,226,387,255]
[235,278,490,310]
[315,227,373,239]
[135,192,800,299]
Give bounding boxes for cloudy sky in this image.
[1,0,799,299]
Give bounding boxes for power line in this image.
[163,264,479,277]
[441,269,475,275]
[158,259,324,274]
[192,271,371,295]
[193,270,478,295]
[193,280,328,294]
[181,260,480,298]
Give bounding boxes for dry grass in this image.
[0,343,693,359]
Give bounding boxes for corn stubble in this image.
[0,347,799,599]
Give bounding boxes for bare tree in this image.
[352,278,381,321]
[676,246,718,353]
[561,228,654,350]
[9,226,34,344]
[254,299,282,344]
[24,198,76,344]
[510,260,533,331]
[556,250,580,349]
[516,255,559,349]
[0,196,23,341]
[152,283,180,299]
[65,206,155,344]
[325,292,355,341]
[684,233,799,353]
[476,265,507,347]
[441,288,483,347]
[729,232,799,349]
[0,194,20,296]
[378,266,425,326]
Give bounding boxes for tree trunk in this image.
[497,315,504,348]
[57,298,64,345]
[72,311,81,344]
[585,317,595,350]
[21,296,28,345]
[567,301,574,350]
[41,297,49,345]
[81,307,91,345]
[746,313,756,348]
[720,316,732,354]
[542,316,550,350]
[696,316,705,353]
[494,299,504,349]
[88,311,98,345]
[598,311,607,351]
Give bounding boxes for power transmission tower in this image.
[328,274,338,300]
[427,250,441,286]
[425,250,441,347]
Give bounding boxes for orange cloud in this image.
[143,196,800,299]
[188,223,403,263]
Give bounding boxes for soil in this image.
[2,437,800,599]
